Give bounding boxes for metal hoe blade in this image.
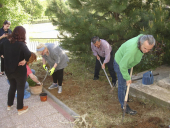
[122,101,127,123]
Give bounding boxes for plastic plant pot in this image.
[39,93,47,102]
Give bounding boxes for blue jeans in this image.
[7,69,36,90]
[113,59,130,108]
[31,69,35,75]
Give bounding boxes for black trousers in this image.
[94,50,117,84]
[8,74,27,109]
[52,68,64,86]
[1,57,4,72]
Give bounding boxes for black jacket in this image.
[0,39,31,78]
[0,27,12,43]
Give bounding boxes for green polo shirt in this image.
[115,34,144,80]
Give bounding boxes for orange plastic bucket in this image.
[39,93,47,102]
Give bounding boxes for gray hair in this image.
[138,35,156,47]
[91,36,100,44]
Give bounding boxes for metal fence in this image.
[28,38,61,52]
[27,16,56,24]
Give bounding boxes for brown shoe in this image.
[18,106,28,115]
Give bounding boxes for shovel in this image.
[99,59,114,92]
[122,67,133,123]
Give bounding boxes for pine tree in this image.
[47,0,170,67]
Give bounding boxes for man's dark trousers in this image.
[94,50,117,84]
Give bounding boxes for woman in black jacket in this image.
[0,26,31,115]
[0,20,12,75]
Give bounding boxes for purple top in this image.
[91,39,112,64]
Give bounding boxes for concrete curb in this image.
[42,88,80,119]
[129,87,170,109]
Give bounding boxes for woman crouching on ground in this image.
[36,43,69,93]
[0,26,31,115]
[26,52,41,88]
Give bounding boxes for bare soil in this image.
[30,60,170,128]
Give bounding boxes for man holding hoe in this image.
[91,36,117,86]
[114,34,155,115]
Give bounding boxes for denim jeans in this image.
[7,69,36,90]
[113,59,130,108]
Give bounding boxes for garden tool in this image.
[41,67,50,85]
[99,59,114,92]
[122,67,133,123]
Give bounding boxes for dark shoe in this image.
[125,105,137,115]
[127,98,133,102]
[127,95,133,102]
[93,77,99,80]
[113,82,116,87]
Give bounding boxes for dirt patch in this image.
[47,83,80,99]
[109,117,167,128]
[30,60,170,128]
[134,117,166,128]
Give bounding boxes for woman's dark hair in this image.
[8,26,26,44]
[3,20,11,25]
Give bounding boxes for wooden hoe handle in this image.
[124,67,133,102]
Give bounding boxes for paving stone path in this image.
[0,75,74,128]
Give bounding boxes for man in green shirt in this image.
[114,34,155,115]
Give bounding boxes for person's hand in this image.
[49,67,55,76]
[37,82,42,86]
[97,55,100,60]
[43,64,47,71]
[126,80,132,86]
[18,59,26,66]
[2,33,7,38]
[102,63,105,69]
[1,55,4,58]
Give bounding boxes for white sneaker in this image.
[7,105,13,110]
[58,86,62,93]
[48,83,58,90]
